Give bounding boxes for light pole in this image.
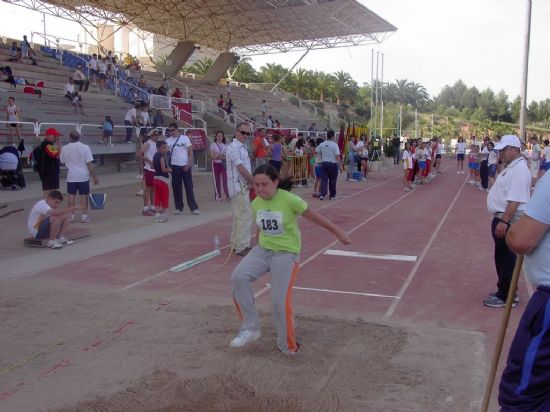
[518,0,532,142]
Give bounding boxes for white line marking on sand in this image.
[382,177,468,321]
[264,284,399,299]
[323,249,417,262]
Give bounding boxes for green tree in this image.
[314,71,335,102]
[184,58,213,75]
[511,95,521,123]
[259,63,288,84]
[495,90,510,121]
[477,88,497,119]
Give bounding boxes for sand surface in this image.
[0,277,482,412]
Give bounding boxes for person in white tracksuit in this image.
[230,164,351,354]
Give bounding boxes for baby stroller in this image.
[0,146,26,190]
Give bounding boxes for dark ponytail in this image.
[253,164,294,192]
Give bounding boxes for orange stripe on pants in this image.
[285,262,300,353]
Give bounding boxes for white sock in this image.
[143,206,148,211]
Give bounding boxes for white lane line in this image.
[323,249,417,262]
[264,284,399,299]
[255,186,415,299]
[382,177,468,321]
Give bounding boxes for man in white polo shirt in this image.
[316,129,342,200]
[166,123,200,215]
[226,122,254,256]
[60,130,99,223]
[124,104,139,144]
[484,135,531,308]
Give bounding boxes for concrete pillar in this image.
[164,40,195,77]
[202,52,237,84]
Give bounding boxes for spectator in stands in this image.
[217,94,224,109]
[1,65,16,88]
[210,131,230,201]
[97,58,108,90]
[6,97,22,146]
[37,128,62,198]
[64,77,75,102]
[20,35,36,65]
[138,75,147,89]
[172,88,183,99]
[226,99,234,122]
[139,104,151,138]
[60,130,98,224]
[166,123,200,215]
[27,190,80,249]
[88,54,98,87]
[226,122,254,256]
[100,116,114,145]
[308,123,317,132]
[72,92,85,115]
[316,130,342,200]
[72,65,89,92]
[266,115,275,129]
[274,119,281,129]
[106,51,113,62]
[153,109,165,130]
[124,104,139,144]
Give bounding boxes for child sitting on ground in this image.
[152,140,171,222]
[27,190,81,249]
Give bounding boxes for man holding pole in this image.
[484,135,531,308]
[498,172,550,410]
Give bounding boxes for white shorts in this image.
[530,161,540,178]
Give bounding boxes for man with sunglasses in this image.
[226,123,254,256]
[166,123,200,215]
[484,135,531,308]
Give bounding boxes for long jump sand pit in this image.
[0,282,484,412]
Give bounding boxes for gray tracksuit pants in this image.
[231,245,299,353]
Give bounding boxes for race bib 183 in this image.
[256,210,284,236]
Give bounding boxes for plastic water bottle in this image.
[214,236,220,251]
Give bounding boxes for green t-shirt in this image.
[252,189,308,254]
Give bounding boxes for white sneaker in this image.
[58,236,74,246]
[70,214,75,223]
[47,240,63,249]
[81,214,92,223]
[230,330,261,348]
[191,210,200,215]
[457,171,460,174]
[134,174,143,180]
[136,189,144,196]
[153,213,162,222]
[174,209,182,215]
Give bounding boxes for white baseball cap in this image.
[494,135,521,150]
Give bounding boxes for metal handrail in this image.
[176,108,206,130]
[116,77,150,99]
[0,120,39,136]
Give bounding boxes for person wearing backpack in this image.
[34,128,62,198]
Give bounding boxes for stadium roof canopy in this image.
[4,0,396,55]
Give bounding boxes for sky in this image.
[249,0,550,102]
[1,0,549,102]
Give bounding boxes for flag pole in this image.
[380,53,384,148]
[370,49,374,141]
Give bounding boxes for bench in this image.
[24,227,90,248]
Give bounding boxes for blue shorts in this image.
[67,181,90,195]
[468,162,479,170]
[315,164,323,178]
[457,153,465,161]
[489,164,497,177]
[99,73,107,80]
[419,161,426,170]
[36,216,51,239]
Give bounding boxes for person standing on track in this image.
[166,123,200,215]
[316,130,342,200]
[499,171,550,410]
[226,122,255,257]
[137,129,158,216]
[484,135,531,308]
[230,164,351,353]
[455,136,466,174]
[529,136,542,188]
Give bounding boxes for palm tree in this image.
[314,71,335,102]
[333,71,357,104]
[259,63,288,84]
[184,58,213,75]
[408,82,430,109]
[394,79,411,106]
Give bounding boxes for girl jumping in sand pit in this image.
[230,164,351,354]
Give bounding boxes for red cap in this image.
[44,128,62,137]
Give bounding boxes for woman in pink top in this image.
[210,131,229,200]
